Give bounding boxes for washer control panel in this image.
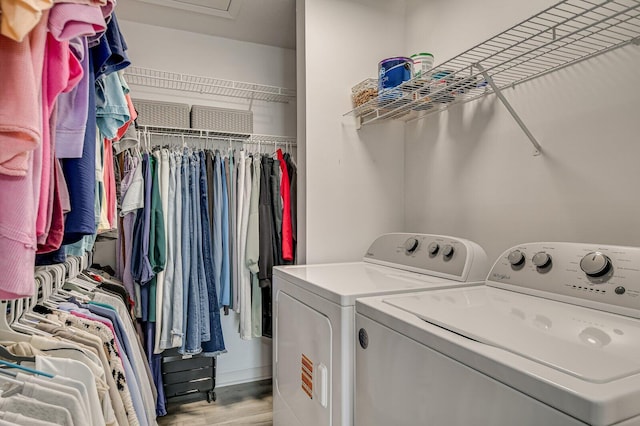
[488,242,640,315]
[363,233,488,282]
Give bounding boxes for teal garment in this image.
[88,301,117,311]
[148,154,165,324]
[149,155,166,274]
[95,72,130,140]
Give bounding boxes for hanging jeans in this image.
[219,154,231,308]
[199,151,226,356]
[184,153,203,354]
[193,153,210,344]
[180,151,194,354]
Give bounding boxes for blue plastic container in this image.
[378,57,413,106]
[378,57,413,91]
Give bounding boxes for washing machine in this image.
[355,242,640,426]
[272,233,488,426]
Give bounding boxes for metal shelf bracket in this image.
[474,63,542,156]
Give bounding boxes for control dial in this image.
[427,242,440,255]
[580,252,612,277]
[532,251,552,268]
[442,245,454,259]
[508,250,525,266]
[404,237,420,254]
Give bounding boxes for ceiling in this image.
[116,0,296,50]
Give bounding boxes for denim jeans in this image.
[193,153,211,343]
[159,152,182,350]
[179,151,193,354]
[199,151,226,356]
[170,152,184,348]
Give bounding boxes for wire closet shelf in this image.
[124,67,297,104]
[345,0,640,126]
[139,125,297,151]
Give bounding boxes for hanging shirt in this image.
[37,35,84,241]
[61,53,97,245]
[239,154,253,339]
[0,394,73,426]
[0,12,47,176]
[234,150,246,314]
[56,37,90,159]
[277,148,294,261]
[286,153,298,262]
[92,13,129,79]
[47,2,106,42]
[95,71,130,140]
[246,157,262,337]
[0,0,53,42]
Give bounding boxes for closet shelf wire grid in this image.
[124,67,297,103]
[346,0,640,125]
[140,125,297,147]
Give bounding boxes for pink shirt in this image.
[48,2,106,41]
[0,13,48,299]
[0,13,48,176]
[36,34,83,238]
[277,148,293,261]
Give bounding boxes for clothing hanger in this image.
[0,360,53,378]
[0,344,34,365]
[0,301,31,343]
[12,280,54,337]
[23,275,60,327]
[0,366,19,378]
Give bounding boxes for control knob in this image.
[442,244,454,259]
[427,242,440,255]
[580,252,612,277]
[508,250,525,266]
[532,251,552,268]
[404,237,419,254]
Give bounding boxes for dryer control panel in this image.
[363,233,488,282]
[487,242,640,317]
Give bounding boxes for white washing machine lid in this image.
[385,286,640,383]
[273,262,478,306]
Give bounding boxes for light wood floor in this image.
[158,379,273,426]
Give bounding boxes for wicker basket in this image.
[190,105,253,135]
[132,99,190,129]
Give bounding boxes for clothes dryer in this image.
[272,233,488,426]
[356,242,640,426]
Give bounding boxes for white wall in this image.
[296,0,307,263]
[402,0,640,263]
[119,20,296,387]
[301,0,407,264]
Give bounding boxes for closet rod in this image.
[139,126,297,147]
[145,132,297,146]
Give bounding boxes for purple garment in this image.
[130,154,154,289]
[56,37,89,159]
[56,37,89,158]
[122,214,136,297]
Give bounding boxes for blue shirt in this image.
[61,53,97,245]
[91,14,130,79]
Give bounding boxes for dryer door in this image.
[275,291,332,426]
